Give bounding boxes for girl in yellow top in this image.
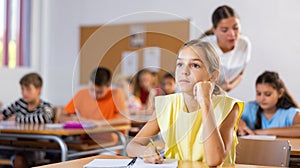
[126,39,244,166]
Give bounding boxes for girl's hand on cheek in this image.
[193,81,213,106]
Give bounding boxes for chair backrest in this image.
[236,138,291,167]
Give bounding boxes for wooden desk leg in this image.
[0,133,68,161]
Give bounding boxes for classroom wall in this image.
[1,0,300,106]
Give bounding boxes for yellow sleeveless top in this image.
[155,93,244,163]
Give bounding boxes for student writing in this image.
[238,71,300,137]
[126,39,244,166]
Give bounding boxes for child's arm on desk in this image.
[1,101,18,121]
[97,117,130,126]
[0,115,16,121]
[106,89,131,125]
[84,109,130,127]
[126,113,164,164]
[0,111,16,121]
[237,119,255,136]
[255,126,300,137]
[58,109,130,126]
[103,110,130,125]
[255,112,300,137]
[57,110,81,123]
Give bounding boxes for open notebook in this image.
[83,158,178,168]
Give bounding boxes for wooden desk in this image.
[128,113,152,137]
[0,121,130,161]
[129,113,152,126]
[33,155,276,168]
[277,137,300,156]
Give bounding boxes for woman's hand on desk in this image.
[140,145,164,164]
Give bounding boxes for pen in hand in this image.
[149,138,161,157]
[127,157,137,168]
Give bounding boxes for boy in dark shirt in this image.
[1,73,53,123]
[0,72,54,168]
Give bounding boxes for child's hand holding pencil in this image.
[149,138,161,157]
[140,138,164,164]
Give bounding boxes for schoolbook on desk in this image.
[83,158,178,168]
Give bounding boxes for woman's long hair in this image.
[200,5,239,39]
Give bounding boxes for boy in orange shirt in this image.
[64,67,129,125]
[62,67,129,150]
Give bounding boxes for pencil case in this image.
[63,121,96,129]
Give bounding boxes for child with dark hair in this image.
[62,67,129,155]
[64,67,129,125]
[133,69,156,105]
[1,72,53,123]
[161,72,176,95]
[112,74,142,113]
[0,72,53,168]
[146,72,176,112]
[238,71,300,137]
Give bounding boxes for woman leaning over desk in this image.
[127,39,244,166]
[238,71,300,137]
[201,5,251,92]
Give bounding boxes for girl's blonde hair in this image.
[179,39,225,95]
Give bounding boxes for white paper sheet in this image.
[143,47,160,72]
[121,51,138,76]
[83,158,178,168]
[130,25,145,48]
[45,123,63,129]
[239,135,277,140]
